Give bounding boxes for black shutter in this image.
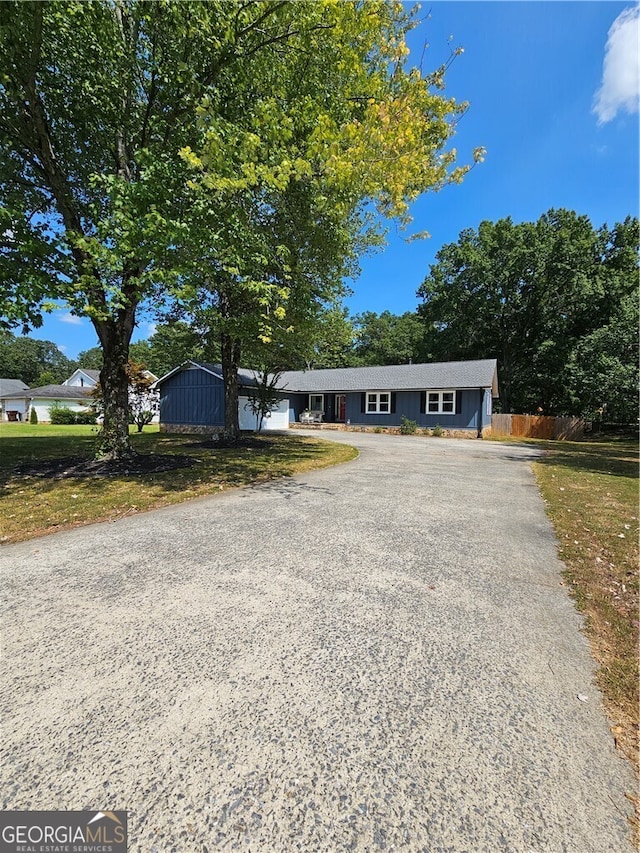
[390,392,396,414]
[361,392,366,413]
[456,390,462,414]
[420,391,426,414]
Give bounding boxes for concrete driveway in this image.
[0,432,634,851]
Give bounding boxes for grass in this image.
[0,422,358,544]
[531,438,639,767]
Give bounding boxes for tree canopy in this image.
[349,310,427,366]
[168,1,480,436]
[417,209,639,417]
[1,0,480,454]
[0,330,75,386]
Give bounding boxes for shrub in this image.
[49,404,96,425]
[49,404,77,424]
[29,407,38,425]
[133,409,153,433]
[400,416,418,435]
[432,423,444,437]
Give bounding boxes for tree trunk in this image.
[95,312,136,459]
[221,329,241,440]
[219,288,242,440]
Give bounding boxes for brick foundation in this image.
[290,423,482,438]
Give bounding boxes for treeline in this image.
[417,210,638,421]
[320,210,639,422]
[0,332,76,387]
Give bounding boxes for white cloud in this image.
[60,312,84,326]
[593,5,640,124]
[146,322,157,337]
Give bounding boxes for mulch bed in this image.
[187,435,276,450]
[14,453,199,479]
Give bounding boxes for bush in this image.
[432,423,444,437]
[49,404,77,424]
[400,416,418,435]
[29,407,38,425]
[49,404,96,425]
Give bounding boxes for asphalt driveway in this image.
[0,432,635,851]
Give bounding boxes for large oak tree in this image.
[1,1,480,452]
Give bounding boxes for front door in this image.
[335,394,346,422]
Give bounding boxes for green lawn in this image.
[530,438,639,778]
[0,422,357,544]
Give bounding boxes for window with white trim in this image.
[366,392,391,413]
[426,390,455,415]
[309,394,324,411]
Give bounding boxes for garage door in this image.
[238,397,289,431]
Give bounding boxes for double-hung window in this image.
[309,394,324,411]
[426,390,455,415]
[366,392,391,414]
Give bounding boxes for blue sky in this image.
[27,1,640,358]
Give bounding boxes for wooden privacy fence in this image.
[491,414,584,440]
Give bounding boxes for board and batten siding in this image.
[159,366,224,427]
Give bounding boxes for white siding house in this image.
[63,368,101,388]
[0,379,30,421]
[63,367,160,423]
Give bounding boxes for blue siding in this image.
[345,389,482,430]
[288,392,346,424]
[289,388,488,431]
[160,366,225,426]
[289,394,308,423]
[482,388,493,427]
[162,368,494,432]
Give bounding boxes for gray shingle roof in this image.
[155,359,499,396]
[278,360,499,394]
[0,379,29,397]
[198,363,260,387]
[2,384,93,401]
[74,368,100,382]
[155,361,261,388]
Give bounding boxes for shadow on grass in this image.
[0,432,342,495]
[534,439,639,480]
[0,434,98,470]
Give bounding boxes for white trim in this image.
[425,389,456,415]
[62,368,99,388]
[154,360,222,387]
[335,393,346,421]
[366,391,391,414]
[308,393,324,411]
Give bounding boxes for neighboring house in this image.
[64,366,160,423]
[155,359,499,436]
[0,379,30,421]
[1,384,93,422]
[63,368,101,388]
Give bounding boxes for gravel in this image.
[0,431,635,851]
